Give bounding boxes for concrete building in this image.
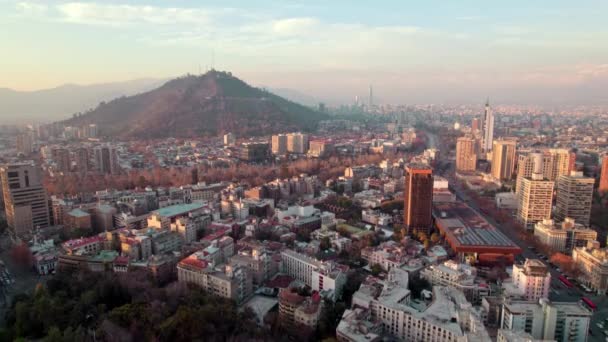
[500,299,591,342]
[554,171,594,226]
[420,260,490,304]
[170,217,197,244]
[456,136,477,173]
[534,218,596,253]
[75,147,89,173]
[351,275,490,342]
[279,288,323,332]
[281,249,347,301]
[53,148,71,172]
[178,255,252,304]
[0,163,51,238]
[403,164,433,235]
[497,329,558,342]
[511,259,551,302]
[492,140,517,181]
[516,149,573,193]
[64,208,92,231]
[238,142,270,162]
[223,132,236,146]
[308,139,333,157]
[572,241,608,294]
[16,133,33,155]
[271,134,288,155]
[287,132,309,154]
[517,155,553,228]
[94,145,119,174]
[599,156,608,193]
[482,99,494,155]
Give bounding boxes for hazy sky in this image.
[2,0,608,104]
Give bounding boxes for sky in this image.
[2,0,608,104]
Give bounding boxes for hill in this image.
[0,79,163,124]
[64,70,328,138]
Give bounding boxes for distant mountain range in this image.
[0,79,164,124]
[63,70,328,138]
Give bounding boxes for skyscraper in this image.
[368,85,373,108]
[94,146,119,174]
[15,133,33,155]
[471,118,480,135]
[456,136,477,173]
[517,154,554,229]
[53,148,71,173]
[76,147,89,173]
[599,156,608,193]
[516,149,573,194]
[0,163,50,238]
[491,140,517,181]
[555,171,594,226]
[404,164,433,235]
[271,134,288,155]
[482,99,494,155]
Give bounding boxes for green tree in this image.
[370,264,383,276]
[45,326,62,342]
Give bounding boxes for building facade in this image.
[456,136,477,173]
[554,171,594,226]
[403,164,433,235]
[534,218,597,253]
[491,140,517,181]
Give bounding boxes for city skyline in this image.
[2,1,608,105]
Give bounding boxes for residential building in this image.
[287,132,309,154]
[75,147,89,173]
[239,142,270,162]
[223,132,236,146]
[554,171,594,226]
[170,217,197,244]
[0,163,51,238]
[281,249,347,301]
[501,299,591,342]
[403,163,433,235]
[53,148,71,172]
[351,275,490,342]
[456,136,477,172]
[279,288,323,332]
[16,133,33,155]
[271,134,288,155]
[492,139,517,181]
[534,218,596,253]
[511,259,551,302]
[516,149,573,193]
[177,254,252,304]
[572,241,608,294]
[517,155,553,228]
[420,260,490,304]
[94,145,119,174]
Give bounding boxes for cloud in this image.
[15,1,47,15]
[56,2,216,26]
[272,17,319,36]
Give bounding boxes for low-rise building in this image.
[572,241,608,294]
[420,260,490,304]
[534,218,597,254]
[510,259,551,302]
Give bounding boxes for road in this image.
[426,131,606,341]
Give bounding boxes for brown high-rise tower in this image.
[599,156,608,193]
[404,164,433,235]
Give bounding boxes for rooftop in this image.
[154,202,204,218]
[434,202,521,254]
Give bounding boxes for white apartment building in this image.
[420,260,490,304]
[534,218,597,253]
[351,272,490,342]
[501,299,591,342]
[511,259,551,302]
[572,241,608,294]
[554,172,594,226]
[517,171,554,228]
[281,249,347,301]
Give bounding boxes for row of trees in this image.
[45,153,390,196]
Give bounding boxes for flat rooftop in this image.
[154,202,204,218]
[434,202,521,254]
